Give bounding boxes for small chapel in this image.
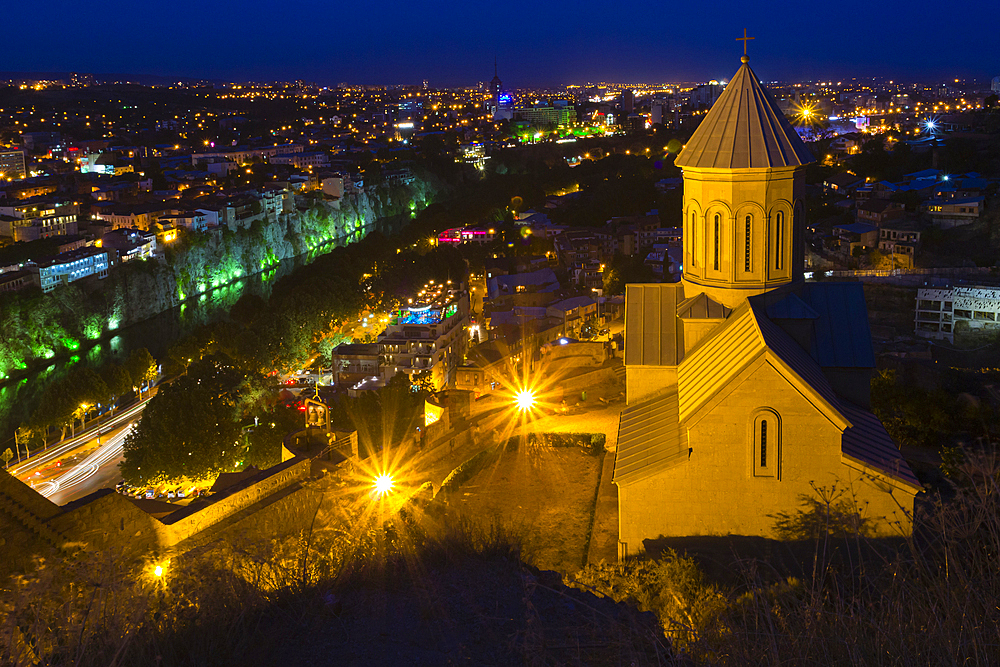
[613,49,920,556]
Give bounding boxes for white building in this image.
[269,152,329,169]
[191,144,303,167]
[157,212,208,232]
[915,285,1000,343]
[257,188,285,217]
[33,247,109,293]
[0,200,79,242]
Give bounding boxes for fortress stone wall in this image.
[0,455,318,578]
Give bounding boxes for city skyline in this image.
[6,0,998,86]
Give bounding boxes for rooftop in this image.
[675,57,814,170]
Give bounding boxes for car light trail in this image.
[39,424,134,498]
[11,400,147,477]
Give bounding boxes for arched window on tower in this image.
[751,409,780,478]
[775,211,784,271]
[690,211,697,267]
[744,215,752,273]
[713,214,721,271]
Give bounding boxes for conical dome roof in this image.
[675,58,814,169]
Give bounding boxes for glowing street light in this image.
[515,388,536,412]
[154,565,163,577]
[372,473,394,497]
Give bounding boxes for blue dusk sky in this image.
[8,0,999,85]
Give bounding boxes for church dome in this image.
[675,58,815,169]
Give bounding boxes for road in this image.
[33,423,135,505]
[12,400,148,505]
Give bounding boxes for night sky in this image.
[9,0,998,85]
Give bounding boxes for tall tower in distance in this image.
[489,59,502,117]
[674,52,814,310]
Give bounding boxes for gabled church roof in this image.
[624,283,681,366]
[674,57,815,169]
[800,283,876,368]
[617,292,919,490]
[766,293,818,320]
[677,300,848,429]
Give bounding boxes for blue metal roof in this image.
[766,293,819,320]
[801,283,875,369]
[840,401,920,488]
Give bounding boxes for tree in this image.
[101,363,133,413]
[30,368,109,440]
[120,355,245,485]
[67,368,110,431]
[412,370,435,394]
[125,348,158,397]
[603,253,656,295]
[243,405,300,470]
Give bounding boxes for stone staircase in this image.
[612,364,627,385]
[0,491,66,547]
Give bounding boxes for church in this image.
[613,51,920,555]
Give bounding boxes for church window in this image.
[775,212,784,270]
[713,214,721,271]
[744,215,752,272]
[760,420,767,466]
[690,211,697,267]
[751,409,780,478]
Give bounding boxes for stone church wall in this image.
[839,462,916,535]
[619,361,891,552]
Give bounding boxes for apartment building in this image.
[378,284,470,391]
[33,247,109,293]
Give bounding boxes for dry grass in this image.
[573,450,1000,666]
[449,439,604,572]
[0,493,668,666]
[6,450,1000,665]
